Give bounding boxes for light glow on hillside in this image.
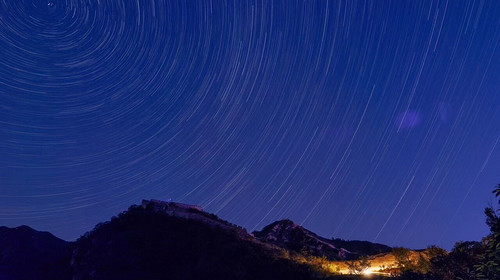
[362,267,374,277]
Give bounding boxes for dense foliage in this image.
[475,184,500,279]
[395,184,500,280]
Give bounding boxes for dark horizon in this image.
[1,0,499,251]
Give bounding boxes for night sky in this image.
[0,0,499,250]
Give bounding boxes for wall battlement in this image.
[141,199,203,212]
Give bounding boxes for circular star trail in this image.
[0,0,499,249]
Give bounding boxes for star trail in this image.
[0,0,499,250]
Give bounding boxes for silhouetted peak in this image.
[254,219,309,240]
[70,203,312,280]
[270,219,301,230]
[0,225,34,232]
[0,225,65,242]
[275,219,298,226]
[253,219,359,260]
[0,225,72,280]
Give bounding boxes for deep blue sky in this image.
[0,0,499,250]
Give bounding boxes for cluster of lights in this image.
[361,268,374,277]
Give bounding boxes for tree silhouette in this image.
[392,247,416,273]
[493,184,500,200]
[475,184,500,279]
[346,256,370,275]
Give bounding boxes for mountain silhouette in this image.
[253,219,391,261]
[0,225,72,280]
[0,200,393,280]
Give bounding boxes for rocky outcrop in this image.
[253,219,357,260]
